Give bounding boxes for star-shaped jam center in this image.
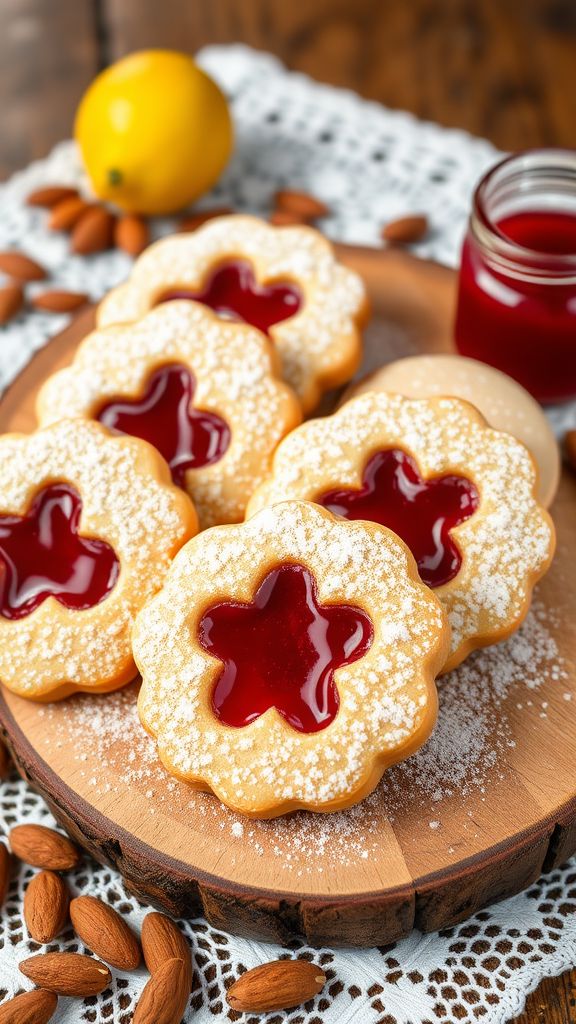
[318,448,479,588]
[0,483,119,620]
[159,258,302,335]
[97,364,231,488]
[198,563,373,733]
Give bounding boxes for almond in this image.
[226,959,326,1013]
[0,989,58,1024]
[133,958,189,1024]
[565,429,576,472]
[0,284,24,326]
[48,196,92,232]
[0,738,12,778]
[179,206,234,232]
[382,213,429,244]
[24,870,70,943]
[71,207,115,255]
[27,185,79,208]
[10,824,80,870]
[0,842,10,908]
[275,190,329,219]
[70,894,141,970]
[31,290,88,313]
[0,252,46,281]
[269,209,308,226]
[115,214,150,256]
[142,912,192,990]
[19,952,111,996]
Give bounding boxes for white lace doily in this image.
[0,44,574,1024]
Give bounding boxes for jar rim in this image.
[472,148,576,277]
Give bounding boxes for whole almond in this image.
[0,989,58,1024]
[565,429,576,472]
[275,190,329,219]
[0,284,24,326]
[10,824,80,870]
[179,206,234,232]
[48,196,92,232]
[71,207,115,255]
[70,894,141,970]
[0,738,12,778]
[115,214,150,256]
[227,959,326,1013]
[0,252,46,281]
[27,185,79,208]
[382,214,429,244]
[269,209,309,226]
[133,958,189,1024]
[24,870,70,942]
[19,952,111,996]
[0,842,10,907]
[142,912,192,990]
[31,290,88,313]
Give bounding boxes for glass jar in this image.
[455,149,576,403]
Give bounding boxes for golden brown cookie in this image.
[133,501,449,817]
[0,419,196,701]
[97,215,369,412]
[36,301,302,529]
[247,392,555,672]
[343,354,560,508]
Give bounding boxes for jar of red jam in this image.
[455,149,576,403]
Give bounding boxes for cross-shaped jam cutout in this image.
[198,563,373,733]
[159,258,302,335]
[97,364,231,488]
[0,483,119,620]
[318,449,479,588]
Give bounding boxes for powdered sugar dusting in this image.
[97,215,367,411]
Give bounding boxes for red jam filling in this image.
[318,449,479,588]
[159,259,302,335]
[96,364,230,488]
[198,563,373,733]
[0,483,119,620]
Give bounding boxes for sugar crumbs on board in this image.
[35,600,569,873]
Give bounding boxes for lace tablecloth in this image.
[0,44,574,1024]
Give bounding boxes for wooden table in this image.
[0,2,574,1020]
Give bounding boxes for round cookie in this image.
[97,215,369,413]
[133,500,449,818]
[0,419,196,701]
[342,354,560,508]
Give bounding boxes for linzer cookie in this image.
[36,301,302,529]
[247,393,555,672]
[133,501,448,817]
[0,419,196,700]
[96,215,368,412]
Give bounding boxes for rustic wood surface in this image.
[0,253,574,957]
[0,0,574,1016]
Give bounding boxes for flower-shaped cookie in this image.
[97,215,368,412]
[133,501,449,817]
[247,393,556,672]
[0,419,196,700]
[36,301,302,529]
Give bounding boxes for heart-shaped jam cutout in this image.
[318,449,479,588]
[199,563,373,733]
[97,364,231,488]
[159,259,302,335]
[0,483,119,620]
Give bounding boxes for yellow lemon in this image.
[75,50,233,215]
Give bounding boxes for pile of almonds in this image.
[0,738,327,1021]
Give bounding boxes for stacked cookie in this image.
[0,215,556,818]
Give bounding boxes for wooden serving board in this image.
[0,247,574,948]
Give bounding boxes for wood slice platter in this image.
[0,246,574,948]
